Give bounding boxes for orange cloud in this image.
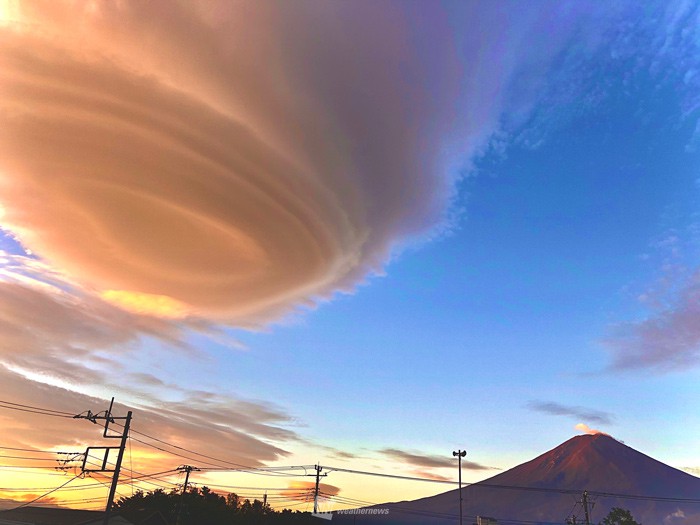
[0,1,520,325]
[100,290,189,319]
[286,480,340,502]
[575,423,609,436]
[410,470,453,482]
[0,365,297,478]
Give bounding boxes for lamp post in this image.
[453,450,466,525]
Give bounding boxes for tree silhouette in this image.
[114,487,315,524]
[600,507,642,525]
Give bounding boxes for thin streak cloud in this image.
[528,401,615,425]
[379,448,493,471]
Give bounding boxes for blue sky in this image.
[221,0,700,446]
[2,0,700,508]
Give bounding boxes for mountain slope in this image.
[333,434,700,524]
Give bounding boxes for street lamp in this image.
[453,450,466,525]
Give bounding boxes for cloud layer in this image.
[0,255,299,474]
[0,1,602,325]
[0,364,296,472]
[0,1,480,324]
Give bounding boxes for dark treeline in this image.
[115,486,318,524]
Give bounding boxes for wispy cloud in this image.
[378,448,493,471]
[0,365,297,471]
[664,510,686,525]
[0,252,204,386]
[528,401,615,425]
[0,254,300,471]
[605,272,700,372]
[504,3,700,152]
[515,3,700,373]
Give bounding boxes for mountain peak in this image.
[343,435,700,524]
[538,432,624,470]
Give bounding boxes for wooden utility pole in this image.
[176,465,198,525]
[75,397,132,525]
[313,464,324,514]
[104,409,131,525]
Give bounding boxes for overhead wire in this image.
[103,418,309,477]
[128,432,134,496]
[0,445,82,455]
[0,474,83,512]
[324,465,458,484]
[321,464,700,504]
[7,399,700,511]
[0,400,76,418]
[0,454,68,461]
[124,427,308,477]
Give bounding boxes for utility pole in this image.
[176,465,199,525]
[104,409,131,525]
[312,464,327,514]
[453,450,466,525]
[304,464,328,514]
[75,398,132,525]
[582,491,591,525]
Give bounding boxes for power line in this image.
[0,466,72,475]
[194,482,315,491]
[8,398,700,510]
[197,465,311,476]
[0,464,72,470]
[0,445,82,455]
[119,423,308,476]
[0,454,69,461]
[321,464,700,504]
[127,435,232,470]
[102,417,309,479]
[33,497,106,507]
[0,477,151,492]
[589,489,700,504]
[0,400,75,418]
[82,459,179,492]
[0,474,82,512]
[0,400,75,415]
[324,465,458,484]
[324,492,575,525]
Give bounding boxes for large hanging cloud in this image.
[0,1,558,324]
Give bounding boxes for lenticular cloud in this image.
[0,2,514,323]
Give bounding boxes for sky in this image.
[1,0,700,513]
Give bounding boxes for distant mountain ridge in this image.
[333,434,700,524]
